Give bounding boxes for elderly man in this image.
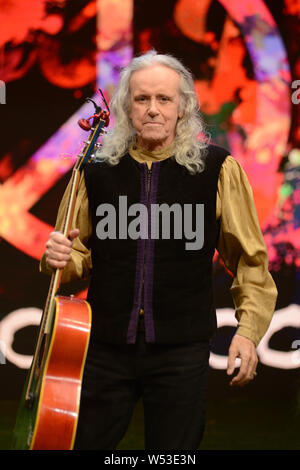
[41,51,277,450]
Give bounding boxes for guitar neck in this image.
[44,165,81,332]
[25,167,81,404]
[42,115,105,320]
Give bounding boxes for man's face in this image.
[129,65,183,151]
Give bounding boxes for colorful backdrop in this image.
[0,0,299,403]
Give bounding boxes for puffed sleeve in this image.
[216,155,278,347]
[39,170,92,283]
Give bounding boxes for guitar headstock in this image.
[76,90,110,171]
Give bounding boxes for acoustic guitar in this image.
[11,94,109,450]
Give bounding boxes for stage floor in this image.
[2,396,299,450]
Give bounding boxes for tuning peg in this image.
[78,119,92,131]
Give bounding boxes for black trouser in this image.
[74,316,210,450]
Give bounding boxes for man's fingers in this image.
[47,249,71,261]
[45,229,79,269]
[226,346,238,376]
[50,231,72,244]
[229,359,248,386]
[229,355,258,386]
[227,335,258,387]
[46,257,68,269]
[46,239,71,253]
[45,242,72,261]
[230,365,249,386]
[69,228,80,241]
[45,252,70,269]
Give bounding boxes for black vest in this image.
[84,144,229,345]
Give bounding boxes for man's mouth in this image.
[144,122,163,125]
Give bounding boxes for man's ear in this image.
[178,105,184,119]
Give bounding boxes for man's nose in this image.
[148,98,159,116]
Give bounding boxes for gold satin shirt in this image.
[40,145,278,347]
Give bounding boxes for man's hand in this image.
[227,334,258,386]
[45,229,80,269]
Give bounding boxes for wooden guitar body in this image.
[11,296,91,450]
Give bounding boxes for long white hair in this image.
[96,50,210,174]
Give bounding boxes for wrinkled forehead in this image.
[129,65,181,96]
